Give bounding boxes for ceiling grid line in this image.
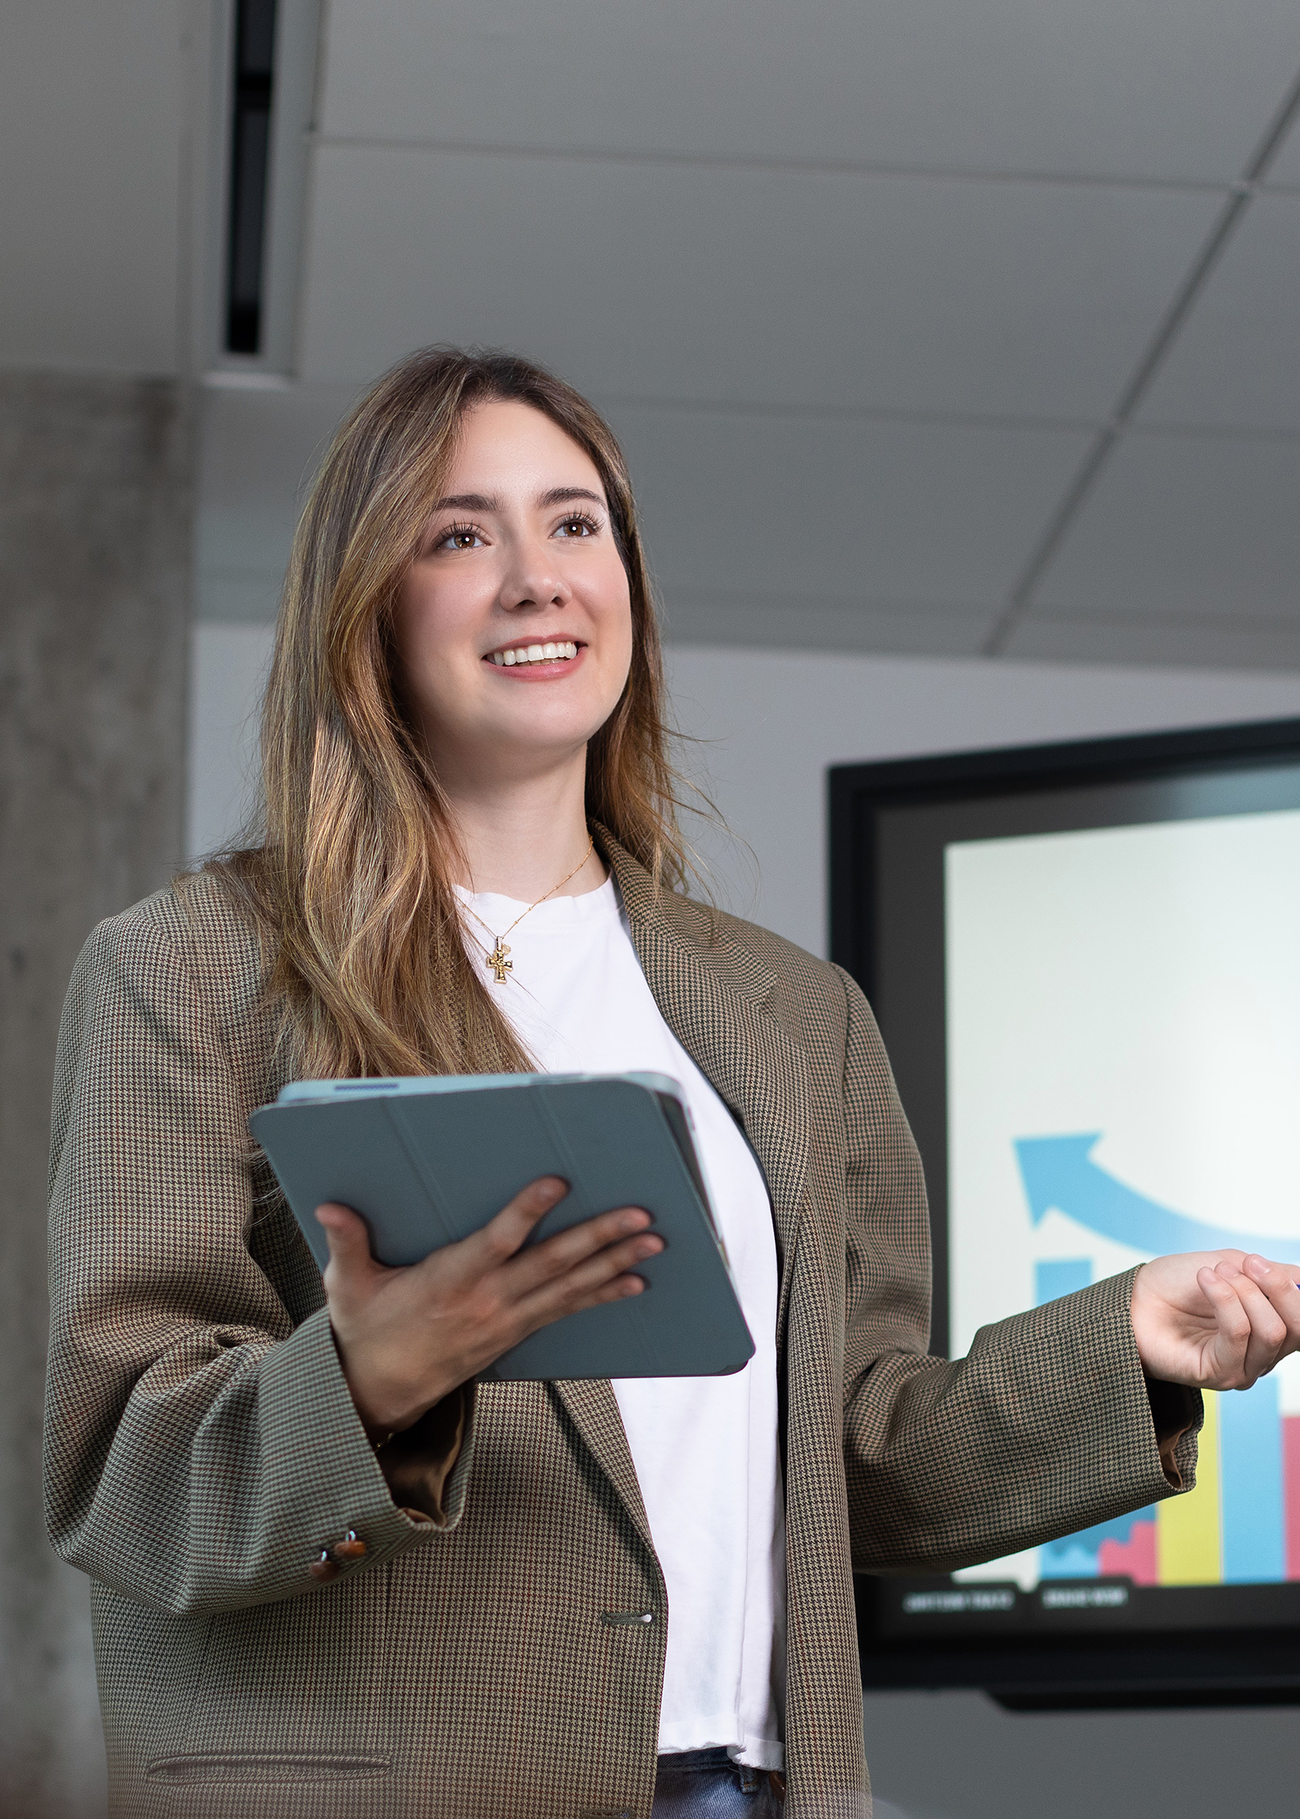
[598,404,1300,443]
[594,395,1100,433]
[308,132,1239,195]
[982,64,1300,657]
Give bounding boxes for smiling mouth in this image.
[486,640,581,667]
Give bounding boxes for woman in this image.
[46,348,1300,1819]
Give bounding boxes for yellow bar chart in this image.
[1156,1391,1221,1585]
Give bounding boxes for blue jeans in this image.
[651,1748,785,1816]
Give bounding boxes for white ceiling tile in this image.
[1136,194,1300,430]
[317,0,1300,183]
[0,0,184,372]
[1007,613,1300,672]
[660,593,988,657]
[602,404,1090,614]
[297,146,1217,418]
[1261,109,1300,186]
[1033,430,1300,621]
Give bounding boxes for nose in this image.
[499,534,571,616]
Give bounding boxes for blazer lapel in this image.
[605,838,811,1327]
[548,1378,656,1554]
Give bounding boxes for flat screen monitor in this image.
[829,716,1300,1709]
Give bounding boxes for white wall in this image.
[190,627,1300,956]
[187,621,276,859]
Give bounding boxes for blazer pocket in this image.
[178,1570,394,1771]
[145,1752,389,1786]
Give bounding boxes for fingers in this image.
[328,1177,663,1393]
[1239,1255,1300,1340]
[1212,1255,1300,1384]
[505,1204,660,1293]
[513,1226,666,1331]
[1194,1265,1253,1389]
[466,1177,571,1268]
[499,1200,665,1325]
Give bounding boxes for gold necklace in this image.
[461,834,596,984]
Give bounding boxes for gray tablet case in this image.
[248,1071,755,1380]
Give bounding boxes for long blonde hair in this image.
[215,346,689,1079]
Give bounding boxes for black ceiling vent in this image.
[224,0,278,354]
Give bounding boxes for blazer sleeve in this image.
[44,905,476,1618]
[833,967,1201,1575]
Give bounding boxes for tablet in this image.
[249,1071,755,1380]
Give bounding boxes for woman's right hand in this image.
[315,1178,664,1435]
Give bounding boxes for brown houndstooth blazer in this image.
[45,834,1198,1819]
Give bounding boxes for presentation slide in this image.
[945,806,1300,1598]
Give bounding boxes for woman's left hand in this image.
[1131,1251,1300,1390]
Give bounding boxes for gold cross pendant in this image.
[486,939,513,984]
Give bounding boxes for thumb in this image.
[315,1202,378,1284]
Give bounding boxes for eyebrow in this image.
[431,493,499,513]
[429,486,607,514]
[538,486,606,509]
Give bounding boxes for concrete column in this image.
[0,371,193,1817]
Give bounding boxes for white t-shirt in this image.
[458,877,786,1769]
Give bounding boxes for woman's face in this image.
[393,399,634,791]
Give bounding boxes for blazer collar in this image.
[602,830,778,1010]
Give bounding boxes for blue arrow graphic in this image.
[1013,1134,1297,1259]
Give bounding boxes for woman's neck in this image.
[445,759,605,902]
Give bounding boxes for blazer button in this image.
[334,1529,367,1561]
[309,1549,339,1583]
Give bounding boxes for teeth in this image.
[490,641,578,666]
